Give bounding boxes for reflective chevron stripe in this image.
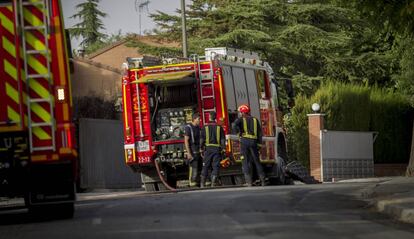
[0,3,52,142]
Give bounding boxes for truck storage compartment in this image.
[148,76,198,142]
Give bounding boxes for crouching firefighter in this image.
[184,113,202,187]
[200,112,225,188]
[233,104,265,187]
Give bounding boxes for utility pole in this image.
[135,0,150,35]
[181,0,188,58]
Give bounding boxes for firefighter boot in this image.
[260,176,266,187]
[244,174,253,187]
[200,176,206,188]
[211,176,218,187]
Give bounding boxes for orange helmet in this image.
[238,104,250,114]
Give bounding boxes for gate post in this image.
[307,113,325,182]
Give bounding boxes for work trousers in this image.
[240,138,265,180]
[201,149,222,178]
[189,152,202,185]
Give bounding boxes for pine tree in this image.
[142,0,395,95]
[69,0,107,48]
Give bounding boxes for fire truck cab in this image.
[121,48,288,191]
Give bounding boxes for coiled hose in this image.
[154,159,177,192]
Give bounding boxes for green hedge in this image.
[285,83,413,168]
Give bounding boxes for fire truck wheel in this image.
[269,156,287,185]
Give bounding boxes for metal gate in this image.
[79,118,141,189]
[321,130,376,182]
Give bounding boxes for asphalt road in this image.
[1,183,413,239]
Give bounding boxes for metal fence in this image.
[79,118,141,189]
[321,130,376,182]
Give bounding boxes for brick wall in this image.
[308,114,325,182]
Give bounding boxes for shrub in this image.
[286,82,412,168]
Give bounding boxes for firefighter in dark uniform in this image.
[200,112,225,188]
[232,104,265,186]
[184,113,202,187]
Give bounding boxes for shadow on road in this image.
[0,207,72,225]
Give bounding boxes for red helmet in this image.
[238,104,250,114]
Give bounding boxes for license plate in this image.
[137,140,150,152]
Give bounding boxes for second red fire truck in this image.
[121,48,289,191]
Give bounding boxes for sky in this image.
[61,0,181,50]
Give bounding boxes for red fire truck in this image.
[0,0,76,216]
[121,48,288,191]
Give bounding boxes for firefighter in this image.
[184,113,202,187]
[200,112,225,188]
[232,104,265,187]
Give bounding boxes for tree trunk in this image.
[406,120,414,176]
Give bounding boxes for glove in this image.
[185,153,194,165]
[220,158,231,168]
[200,150,205,158]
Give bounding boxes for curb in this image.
[375,197,414,224]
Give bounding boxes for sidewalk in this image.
[359,176,414,224]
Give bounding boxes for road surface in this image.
[0,183,413,239]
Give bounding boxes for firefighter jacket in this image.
[184,124,201,153]
[200,123,225,152]
[232,116,263,144]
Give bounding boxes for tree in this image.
[348,0,414,176]
[144,0,396,96]
[69,0,107,48]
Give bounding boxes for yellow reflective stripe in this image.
[32,127,51,140]
[216,126,220,145]
[63,103,69,121]
[205,126,220,147]
[25,31,46,51]
[2,36,16,58]
[243,118,248,135]
[27,55,48,74]
[4,59,17,80]
[23,7,43,27]
[7,106,20,122]
[0,11,14,34]
[6,83,19,104]
[254,118,257,137]
[206,126,209,145]
[54,16,67,86]
[29,79,49,99]
[122,85,128,128]
[31,103,51,122]
[31,155,47,162]
[242,118,257,139]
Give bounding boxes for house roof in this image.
[73,35,179,70]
